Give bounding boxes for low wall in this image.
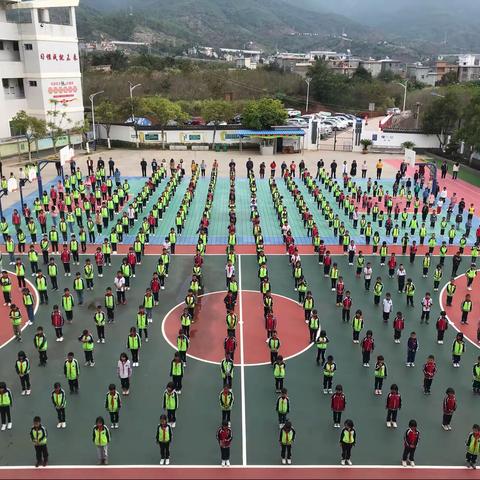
[364,131,440,149]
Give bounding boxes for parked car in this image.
[207,120,227,126]
[286,108,302,118]
[286,118,309,127]
[186,116,206,126]
[386,107,401,115]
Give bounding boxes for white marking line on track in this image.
[0,464,470,470]
[160,289,313,367]
[0,271,40,350]
[438,272,480,350]
[238,254,247,466]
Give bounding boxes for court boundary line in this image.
[0,271,40,350]
[438,273,480,350]
[238,254,247,466]
[0,464,470,470]
[160,290,313,367]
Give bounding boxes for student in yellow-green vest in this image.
[15,350,31,395]
[51,382,66,428]
[34,326,48,366]
[279,420,296,465]
[92,416,110,465]
[30,415,48,467]
[163,382,178,427]
[340,419,356,466]
[0,381,13,430]
[64,352,79,393]
[220,386,234,426]
[221,354,234,389]
[461,293,473,325]
[452,332,466,367]
[276,388,289,429]
[94,305,106,343]
[105,384,121,429]
[62,288,74,323]
[127,326,141,367]
[466,424,480,469]
[273,355,286,393]
[9,304,22,342]
[466,263,478,291]
[156,414,173,465]
[170,352,184,394]
[1,270,12,306]
[136,305,148,342]
[78,329,95,367]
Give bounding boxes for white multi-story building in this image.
[0,0,84,138]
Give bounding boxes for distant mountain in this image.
[76,0,375,51]
[76,0,480,57]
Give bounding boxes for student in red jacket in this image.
[331,384,346,428]
[393,311,405,344]
[361,330,375,367]
[402,419,420,467]
[422,355,436,394]
[224,332,237,362]
[435,311,448,344]
[386,384,402,428]
[217,420,233,467]
[60,245,71,276]
[342,291,352,323]
[442,387,457,431]
[51,304,65,342]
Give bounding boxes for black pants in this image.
[362,351,371,364]
[424,378,432,393]
[68,379,79,393]
[221,447,230,461]
[35,445,48,465]
[131,349,139,363]
[160,442,170,459]
[333,411,342,424]
[323,375,333,390]
[387,410,398,422]
[341,443,352,460]
[85,350,94,363]
[39,351,48,365]
[0,406,11,424]
[222,410,231,423]
[120,378,130,390]
[281,444,292,459]
[96,325,105,340]
[55,327,63,339]
[374,377,383,390]
[56,408,66,422]
[117,291,125,304]
[20,374,31,391]
[172,375,182,391]
[50,276,58,290]
[442,413,452,425]
[316,349,325,364]
[467,453,478,464]
[402,446,416,461]
[275,378,284,391]
[39,291,48,304]
[167,409,176,423]
[109,411,119,424]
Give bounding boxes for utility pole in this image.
[128,82,142,148]
[305,77,311,113]
[395,80,408,112]
[89,90,104,151]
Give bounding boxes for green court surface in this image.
[0,252,478,467]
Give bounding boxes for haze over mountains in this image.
[77,0,480,58]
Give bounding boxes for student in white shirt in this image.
[225,262,235,287]
[382,293,393,323]
[114,272,126,305]
[363,263,373,291]
[396,265,406,293]
[420,293,433,324]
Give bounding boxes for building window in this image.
[24,43,33,50]
[0,41,4,51]
[13,41,19,51]
[2,79,9,89]
[29,80,37,87]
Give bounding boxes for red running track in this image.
[0,466,474,480]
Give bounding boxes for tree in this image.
[437,70,458,87]
[352,66,372,83]
[422,91,462,149]
[242,98,287,130]
[141,96,186,148]
[9,111,47,162]
[308,59,347,104]
[46,100,73,155]
[200,100,234,147]
[95,99,119,149]
[460,92,480,152]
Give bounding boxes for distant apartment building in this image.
[0,0,84,138]
[235,57,257,70]
[457,54,480,82]
[379,58,405,76]
[359,59,382,77]
[406,63,436,86]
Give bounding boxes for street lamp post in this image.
[89,90,104,151]
[395,80,408,112]
[305,77,311,113]
[128,82,142,148]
